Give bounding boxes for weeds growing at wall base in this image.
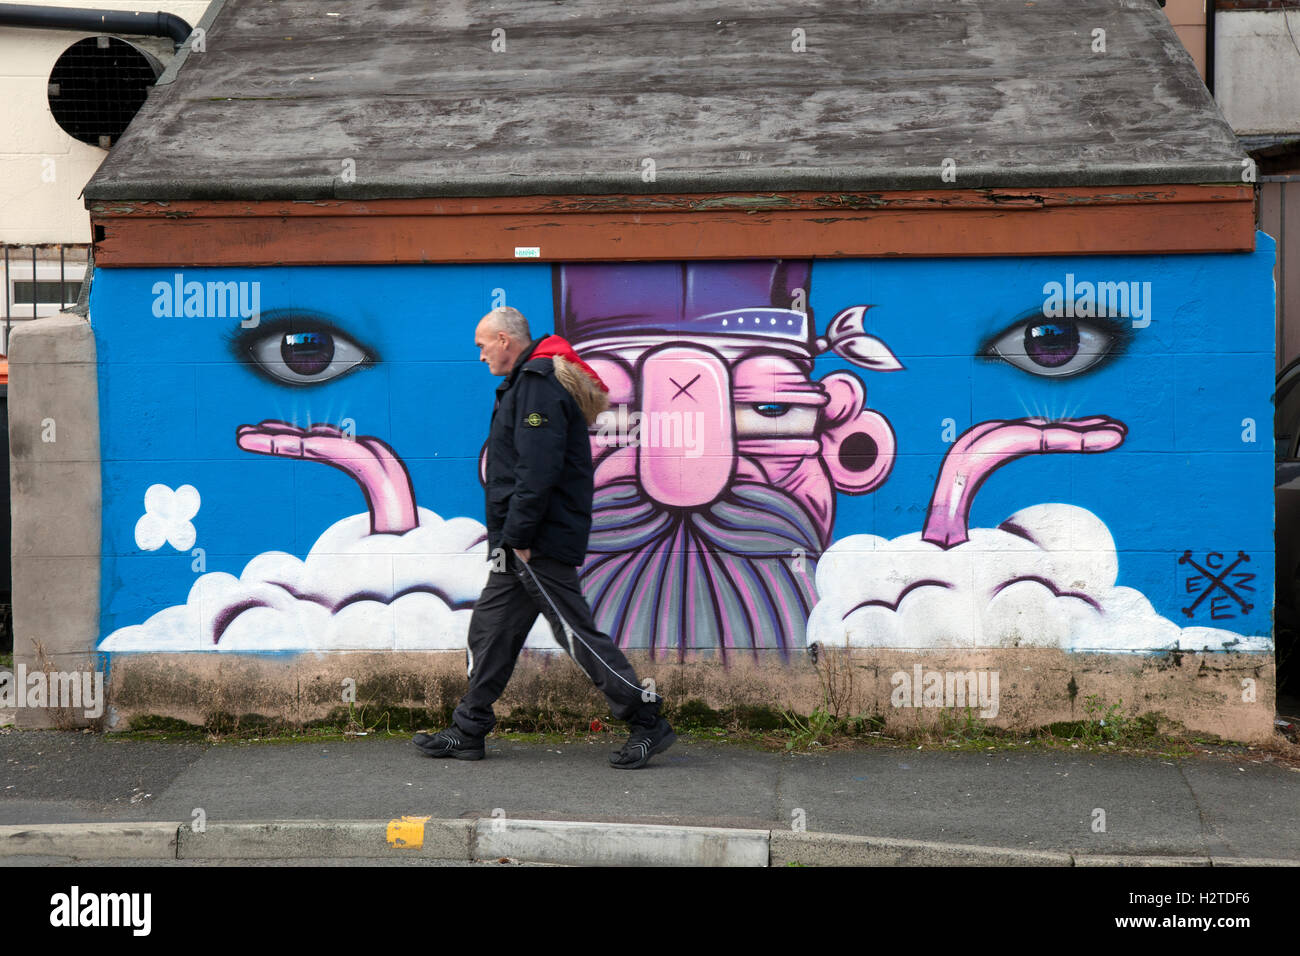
[100,693,1292,764]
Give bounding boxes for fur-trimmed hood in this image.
[529,334,610,425]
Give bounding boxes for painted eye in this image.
[279,331,334,375]
[232,312,374,386]
[980,314,1129,379]
[1023,322,1079,368]
[735,402,819,437]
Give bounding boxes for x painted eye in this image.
[753,402,791,417]
[979,313,1129,379]
[230,312,375,386]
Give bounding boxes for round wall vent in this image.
[47,35,163,149]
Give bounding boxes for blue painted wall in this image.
[88,237,1276,657]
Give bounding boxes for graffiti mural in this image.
[92,241,1276,658]
[557,262,896,656]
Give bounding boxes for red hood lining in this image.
[530,335,609,393]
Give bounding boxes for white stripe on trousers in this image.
[515,558,662,704]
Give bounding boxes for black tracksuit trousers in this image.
[452,551,662,738]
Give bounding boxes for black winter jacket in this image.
[484,338,600,566]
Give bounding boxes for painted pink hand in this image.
[922,416,1127,549]
[236,420,419,535]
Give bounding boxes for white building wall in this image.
[1216,9,1300,135]
[0,0,212,245]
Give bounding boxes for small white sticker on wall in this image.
[514,247,541,258]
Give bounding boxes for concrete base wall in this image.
[7,313,101,729]
[102,646,1277,743]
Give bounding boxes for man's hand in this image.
[513,548,531,564]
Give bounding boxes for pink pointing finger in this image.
[922,416,1127,549]
[1040,421,1126,453]
[235,420,418,535]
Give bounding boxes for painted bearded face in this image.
[577,335,896,659]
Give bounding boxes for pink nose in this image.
[638,346,733,508]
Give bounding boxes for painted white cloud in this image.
[807,503,1271,653]
[102,508,554,652]
[135,484,200,551]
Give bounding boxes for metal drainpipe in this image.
[0,3,192,50]
[1206,0,1216,98]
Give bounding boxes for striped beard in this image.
[579,479,821,660]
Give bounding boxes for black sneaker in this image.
[609,717,676,769]
[413,726,485,761]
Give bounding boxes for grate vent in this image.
[47,35,162,148]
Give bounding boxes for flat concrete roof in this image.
[84,0,1248,201]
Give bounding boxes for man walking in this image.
[414,307,675,769]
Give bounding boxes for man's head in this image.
[475,307,532,375]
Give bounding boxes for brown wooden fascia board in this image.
[88,185,1257,267]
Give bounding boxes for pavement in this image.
[2,729,1298,866]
